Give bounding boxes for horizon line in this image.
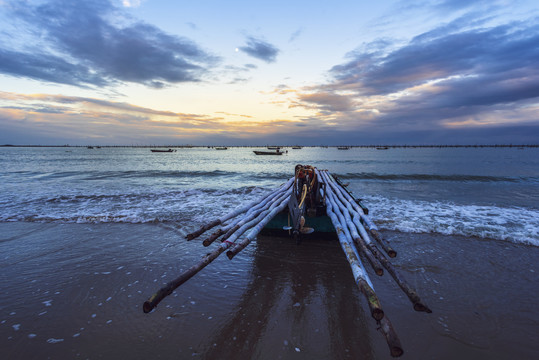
[1,144,538,148]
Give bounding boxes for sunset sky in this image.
[1,0,538,145]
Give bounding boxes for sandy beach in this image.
[1,222,537,359]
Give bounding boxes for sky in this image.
[0,0,538,146]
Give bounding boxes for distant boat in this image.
[254,150,284,155]
[215,147,228,150]
[291,146,302,149]
[376,146,389,150]
[87,146,94,149]
[151,148,176,153]
[267,146,280,150]
[337,146,350,150]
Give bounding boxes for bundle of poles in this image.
[316,168,431,357]
[142,166,431,358]
[142,177,295,313]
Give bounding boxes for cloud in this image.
[297,92,354,113]
[0,0,218,88]
[238,36,279,63]
[122,0,143,8]
[289,28,303,42]
[0,91,306,145]
[291,15,539,135]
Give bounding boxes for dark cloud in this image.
[239,36,279,63]
[0,49,107,87]
[1,0,218,88]
[331,20,539,98]
[299,16,539,134]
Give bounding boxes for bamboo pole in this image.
[320,171,384,276]
[367,243,432,313]
[323,187,383,320]
[378,317,404,357]
[218,188,291,244]
[202,185,291,247]
[219,187,293,247]
[323,182,406,356]
[202,229,224,247]
[186,177,294,240]
[144,183,294,313]
[226,194,291,259]
[321,170,432,313]
[324,171,397,257]
[143,245,226,313]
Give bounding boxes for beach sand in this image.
[1,222,538,359]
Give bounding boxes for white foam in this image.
[366,195,539,246]
[47,338,64,344]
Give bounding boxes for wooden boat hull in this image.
[261,210,336,239]
[253,151,283,155]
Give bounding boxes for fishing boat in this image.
[215,147,228,150]
[291,146,302,149]
[376,146,389,150]
[150,148,176,153]
[253,149,284,155]
[337,146,350,150]
[261,166,369,241]
[143,164,432,357]
[267,146,280,150]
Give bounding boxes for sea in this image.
[1,146,538,359]
[1,146,537,244]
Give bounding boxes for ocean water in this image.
[1,146,539,359]
[1,146,537,245]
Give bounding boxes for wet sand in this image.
[1,222,538,359]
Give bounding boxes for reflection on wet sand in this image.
[203,235,378,359]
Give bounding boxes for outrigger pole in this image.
[319,170,432,313]
[143,179,294,313]
[143,165,431,357]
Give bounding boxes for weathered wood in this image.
[186,177,294,240]
[186,219,221,241]
[367,242,432,313]
[323,186,384,321]
[202,229,224,247]
[324,170,397,257]
[378,317,404,357]
[320,171,384,276]
[226,194,291,259]
[143,245,226,313]
[227,188,293,259]
[321,169,431,313]
[369,229,397,258]
[219,188,291,245]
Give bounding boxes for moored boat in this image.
[150,148,176,152]
[253,150,284,155]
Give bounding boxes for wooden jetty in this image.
[143,164,431,357]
